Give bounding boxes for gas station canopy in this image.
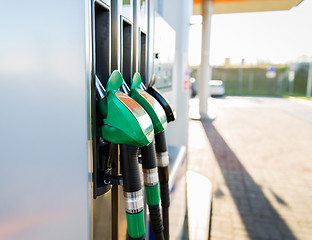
[193,0,304,14]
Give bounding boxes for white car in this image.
[209,80,225,97]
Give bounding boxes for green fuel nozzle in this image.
[95,70,156,239]
[96,70,154,147]
[128,73,167,240]
[130,72,167,134]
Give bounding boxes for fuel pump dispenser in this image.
[147,75,176,240]
[92,1,179,239]
[129,72,168,240]
[95,70,154,239]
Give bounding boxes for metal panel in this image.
[147,0,155,84]
[160,0,192,147]
[122,0,134,22]
[91,1,112,240]
[139,0,148,32]
[0,0,91,239]
[153,13,175,93]
[120,17,133,86]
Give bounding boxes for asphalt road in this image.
[188,96,312,240]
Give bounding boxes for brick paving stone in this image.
[187,97,312,240]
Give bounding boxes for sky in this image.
[189,0,312,66]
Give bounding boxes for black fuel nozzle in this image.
[145,74,173,240]
[146,75,175,123]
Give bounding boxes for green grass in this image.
[225,89,281,96]
[282,93,312,101]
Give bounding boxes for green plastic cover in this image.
[98,70,154,147]
[130,72,167,134]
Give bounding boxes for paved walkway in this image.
[187,97,312,240]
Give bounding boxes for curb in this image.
[288,97,312,107]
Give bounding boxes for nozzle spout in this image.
[148,74,156,89]
[95,75,106,100]
[121,81,130,94]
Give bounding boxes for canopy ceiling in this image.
[193,0,304,14]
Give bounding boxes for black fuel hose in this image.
[120,144,146,240]
[154,131,170,240]
[141,142,165,240]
